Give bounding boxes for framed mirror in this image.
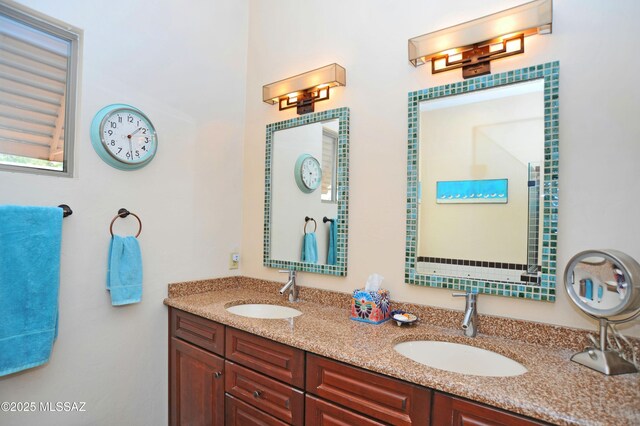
[264,107,349,275]
[405,62,559,301]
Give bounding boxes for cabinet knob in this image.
[214,371,223,379]
[253,390,263,399]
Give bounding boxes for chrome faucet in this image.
[453,292,478,337]
[278,270,298,302]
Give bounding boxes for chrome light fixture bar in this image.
[263,64,346,115]
[408,0,552,79]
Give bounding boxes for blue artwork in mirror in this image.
[436,179,508,204]
[405,62,559,301]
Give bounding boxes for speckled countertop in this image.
[164,277,640,426]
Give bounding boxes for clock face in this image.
[297,155,322,192]
[100,108,157,165]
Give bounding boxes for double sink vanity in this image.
[165,277,640,425]
[165,62,639,425]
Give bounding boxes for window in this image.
[0,3,80,176]
[320,127,338,202]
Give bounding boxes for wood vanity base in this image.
[168,307,546,426]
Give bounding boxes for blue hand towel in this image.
[327,219,337,265]
[107,236,142,306]
[301,232,318,264]
[0,205,62,377]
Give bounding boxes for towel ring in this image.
[110,208,142,238]
[304,216,317,234]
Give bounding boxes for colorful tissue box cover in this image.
[350,289,391,324]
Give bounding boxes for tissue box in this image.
[350,289,391,324]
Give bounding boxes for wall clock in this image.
[294,153,322,193]
[90,104,158,170]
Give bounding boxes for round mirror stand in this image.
[571,314,639,375]
[565,250,640,375]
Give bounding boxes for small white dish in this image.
[391,310,418,326]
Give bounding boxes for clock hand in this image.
[128,138,133,160]
[130,127,142,137]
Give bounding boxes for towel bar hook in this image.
[58,204,73,218]
[110,208,142,238]
[304,216,317,234]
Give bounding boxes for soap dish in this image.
[390,310,418,326]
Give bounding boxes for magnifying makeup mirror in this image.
[564,249,640,375]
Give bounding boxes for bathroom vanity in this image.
[165,277,640,426]
[169,308,543,425]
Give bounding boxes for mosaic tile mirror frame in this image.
[264,107,350,276]
[405,62,559,301]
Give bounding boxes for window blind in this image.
[0,11,71,165]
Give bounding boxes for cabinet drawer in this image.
[225,361,304,425]
[306,394,387,426]
[170,308,225,356]
[169,337,225,426]
[225,327,305,387]
[306,354,431,426]
[432,392,546,426]
[225,394,288,426]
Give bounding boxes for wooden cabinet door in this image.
[306,395,388,426]
[307,354,431,425]
[226,327,305,387]
[432,393,547,426]
[170,308,225,356]
[225,361,304,425]
[225,394,289,426]
[169,337,225,426]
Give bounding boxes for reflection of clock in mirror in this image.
[294,154,322,193]
[90,104,158,170]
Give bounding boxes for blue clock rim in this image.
[98,107,156,165]
[90,103,158,171]
[294,153,321,193]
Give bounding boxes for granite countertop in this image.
[164,277,640,426]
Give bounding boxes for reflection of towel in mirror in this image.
[327,219,337,265]
[301,232,318,264]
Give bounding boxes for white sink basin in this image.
[226,304,303,319]
[394,340,527,377]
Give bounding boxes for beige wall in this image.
[418,91,543,264]
[241,0,640,337]
[0,0,248,425]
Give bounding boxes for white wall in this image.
[241,0,640,337]
[0,0,248,425]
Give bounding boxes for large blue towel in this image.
[301,232,318,264]
[107,236,142,306]
[327,219,337,265]
[0,205,62,377]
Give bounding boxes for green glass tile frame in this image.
[405,62,559,301]
[264,107,350,275]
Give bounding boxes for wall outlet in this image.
[229,252,240,270]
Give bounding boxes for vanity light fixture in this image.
[262,64,346,115]
[408,0,552,79]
